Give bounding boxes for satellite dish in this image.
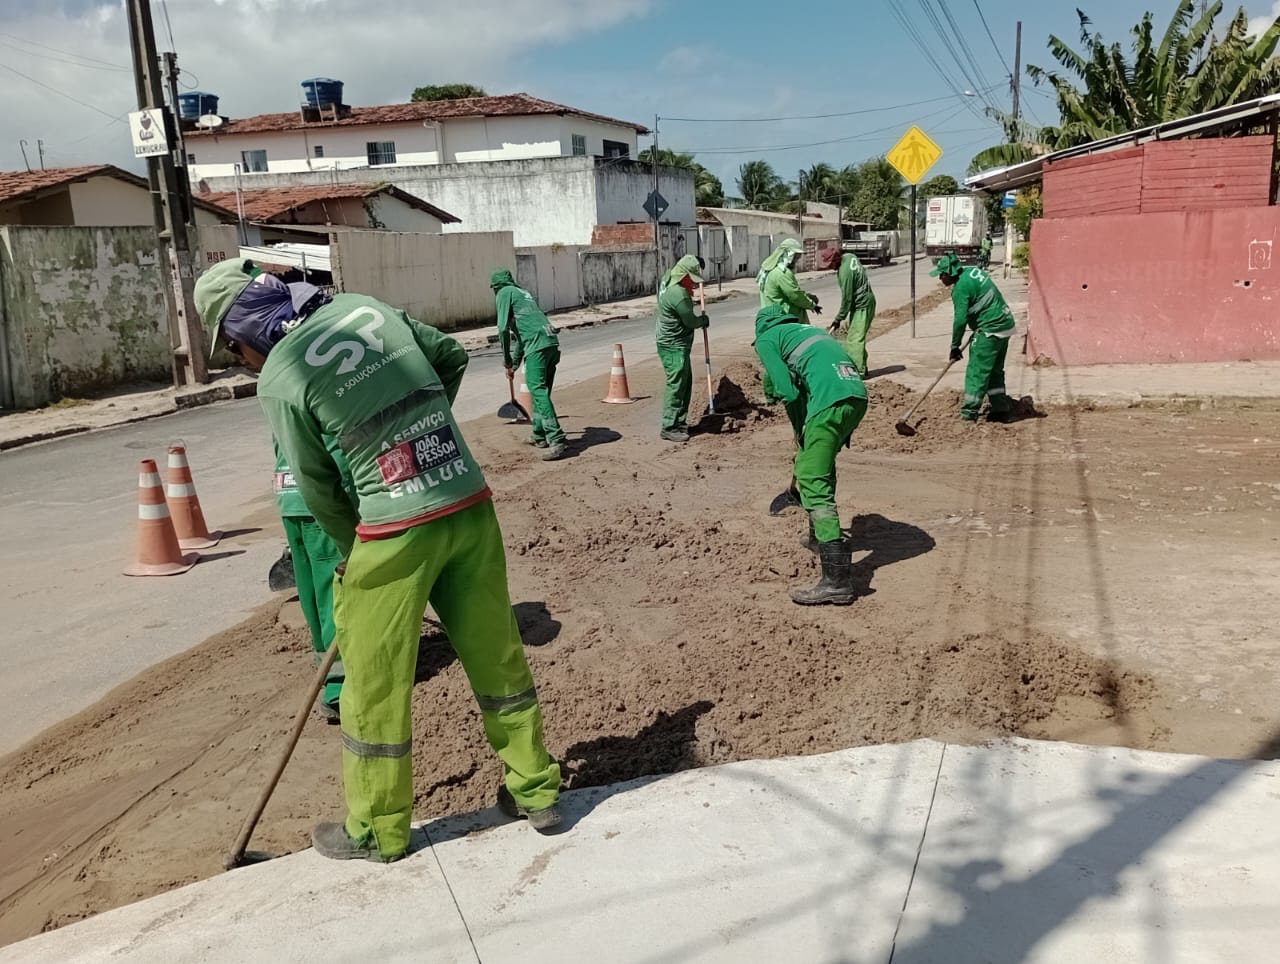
[196,114,224,129]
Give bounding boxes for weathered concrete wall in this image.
[580,248,656,304]
[0,226,169,407]
[704,208,839,247]
[594,160,695,234]
[328,230,515,330]
[1028,207,1280,365]
[514,245,585,311]
[200,157,599,246]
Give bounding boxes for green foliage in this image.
[639,148,724,206]
[736,160,792,210]
[1005,187,1043,238]
[918,174,961,197]
[984,193,1006,233]
[1012,242,1031,269]
[410,83,487,102]
[846,157,909,229]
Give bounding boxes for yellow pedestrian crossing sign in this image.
[887,126,943,185]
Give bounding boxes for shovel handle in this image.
[225,643,340,870]
[898,332,975,425]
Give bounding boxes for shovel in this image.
[267,546,295,591]
[497,369,530,422]
[699,285,716,416]
[768,477,802,515]
[894,333,974,437]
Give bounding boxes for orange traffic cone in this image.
[166,444,221,550]
[517,371,534,422]
[124,459,199,576]
[602,343,636,404]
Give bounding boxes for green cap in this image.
[193,259,260,358]
[929,253,963,278]
[490,268,515,289]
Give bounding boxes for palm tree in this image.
[968,1,1280,173]
[694,168,725,207]
[638,148,697,168]
[847,157,910,230]
[798,163,840,202]
[737,160,789,210]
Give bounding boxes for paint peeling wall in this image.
[515,245,585,311]
[0,226,170,408]
[328,230,515,330]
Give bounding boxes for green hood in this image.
[929,253,963,278]
[490,268,516,290]
[754,304,800,339]
[659,254,704,293]
[193,258,259,358]
[760,238,803,273]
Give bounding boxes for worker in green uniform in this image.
[753,305,868,606]
[194,260,562,864]
[979,234,993,269]
[757,238,821,324]
[931,253,1016,421]
[490,269,566,461]
[274,434,355,722]
[829,251,876,376]
[656,254,709,443]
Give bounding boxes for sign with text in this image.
[129,109,169,157]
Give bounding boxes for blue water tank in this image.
[177,91,219,120]
[302,78,344,109]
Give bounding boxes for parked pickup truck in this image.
[840,235,891,266]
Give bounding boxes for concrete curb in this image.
[174,379,259,411]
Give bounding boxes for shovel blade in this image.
[267,548,295,592]
[768,485,802,516]
[498,400,530,422]
[894,419,918,437]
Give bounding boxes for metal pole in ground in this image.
[910,183,918,338]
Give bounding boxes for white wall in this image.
[445,116,561,163]
[188,123,441,180]
[514,245,586,311]
[329,230,515,329]
[366,195,444,232]
[64,176,224,227]
[594,160,695,229]
[560,117,639,158]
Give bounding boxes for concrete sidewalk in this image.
[870,276,1280,410]
[5,738,1276,963]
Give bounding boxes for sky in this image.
[2,1,1279,192]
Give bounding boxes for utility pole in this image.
[18,140,30,172]
[125,0,207,388]
[1011,21,1022,124]
[37,139,45,170]
[653,113,661,294]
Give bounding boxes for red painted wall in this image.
[1044,147,1144,218]
[1028,206,1280,365]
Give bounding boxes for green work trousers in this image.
[962,332,1013,420]
[793,398,868,543]
[844,294,877,376]
[524,346,565,445]
[333,499,560,859]
[282,516,344,711]
[657,340,693,431]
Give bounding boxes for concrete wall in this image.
[595,160,695,233]
[446,116,561,163]
[559,118,638,158]
[68,177,154,226]
[328,230,515,330]
[515,245,585,311]
[199,156,601,246]
[365,195,445,232]
[705,208,839,247]
[1028,207,1280,365]
[0,191,75,226]
[580,248,656,304]
[0,226,168,407]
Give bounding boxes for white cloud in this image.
[0,0,654,172]
[1248,1,1280,37]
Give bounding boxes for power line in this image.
[886,0,990,124]
[915,0,999,116]
[160,0,177,51]
[0,62,128,124]
[933,0,995,97]
[0,38,131,72]
[660,88,997,124]
[971,0,1014,74]
[0,32,130,70]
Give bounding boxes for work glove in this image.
[697,313,710,329]
[828,319,842,334]
[949,346,964,362]
[810,303,823,316]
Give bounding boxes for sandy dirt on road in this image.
[3,351,1279,945]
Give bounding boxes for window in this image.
[366,141,397,166]
[240,149,268,173]
[313,145,325,158]
[185,153,196,166]
[571,134,586,156]
[602,139,629,159]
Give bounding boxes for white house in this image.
[0,164,230,227]
[185,91,647,180]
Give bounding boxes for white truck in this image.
[925,194,988,263]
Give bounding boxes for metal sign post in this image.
[886,125,943,339]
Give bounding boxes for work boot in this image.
[311,822,404,863]
[661,427,690,443]
[790,541,856,606]
[317,702,340,724]
[497,785,563,833]
[525,436,549,448]
[540,441,568,461]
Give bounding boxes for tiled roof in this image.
[0,165,117,204]
[199,183,460,224]
[184,92,648,138]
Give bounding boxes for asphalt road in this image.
[0,257,930,754]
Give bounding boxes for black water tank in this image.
[177,91,219,120]
[302,78,344,108]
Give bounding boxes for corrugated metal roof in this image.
[966,94,1280,193]
[240,242,331,273]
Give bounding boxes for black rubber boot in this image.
[800,516,818,554]
[790,541,856,606]
[497,785,563,833]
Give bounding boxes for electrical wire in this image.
[915,0,999,116]
[886,0,990,124]
[660,88,998,124]
[160,0,177,51]
[931,0,996,98]
[0,32,129,70]
[0,38,131,73]
[971,0,1014,74]
[0,62,128,124]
